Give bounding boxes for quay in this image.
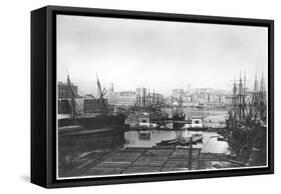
[61,146,242,178]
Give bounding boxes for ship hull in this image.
[58,115,126,130]
[58,115,126,162]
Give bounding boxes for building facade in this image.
[107,90,137,107]
[58,81,79,99]
[170,87,232,106]
[83,97,108,113]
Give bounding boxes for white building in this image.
[107,90,137,107]
[191,116,203,128]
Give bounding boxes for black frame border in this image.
[31,5,274,188]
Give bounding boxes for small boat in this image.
[156,138,179,146]
[156,132,203,146]
[192,132,203,142]
[217,135,227,141]
[178,137,192,145]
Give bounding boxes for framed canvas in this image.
[31,5,274,188]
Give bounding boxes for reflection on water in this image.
[125,130,229,154]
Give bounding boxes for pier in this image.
[60,146,240,178]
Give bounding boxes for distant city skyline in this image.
[57,15,268,96]
[58,79,254,98]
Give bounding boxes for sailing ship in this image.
[58,74,126,135]
[226,72,267,165]
[172,90,186,129]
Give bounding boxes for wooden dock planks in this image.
[162,148,201,170]
[124,148,174,173]
[199,153,229,161]
[79,147,231,176]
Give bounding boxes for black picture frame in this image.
[31,5,274,188]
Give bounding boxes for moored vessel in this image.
[58,74,126,136]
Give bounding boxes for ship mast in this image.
[238,72,243,123]
[96,74,108,114]
[259,72,267,123]
[243,72,247,123]
[178,89,183,114]
[152,89,155,105]
[67,74,77,119]
[229,77,238,128]
[251,72,259,121]
[232,77,237,106]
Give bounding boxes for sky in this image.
[57,15,268,96]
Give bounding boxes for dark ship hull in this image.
[58,114,126,130]
[58,114,126,139]
[58,74,127,177]
[172,113,186,129]
[58,114,126,154]
[58,114,127,177]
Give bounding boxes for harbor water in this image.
[125,130,229,154]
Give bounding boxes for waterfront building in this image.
[58,95,108,114]
[107,90,137,107]
[58,81,79,99]
[83,97,105,113]
[191,116,203,128]
[58,98,83,114]
[106,87,165,108]
[58,81,80,114]
[170,87,232,106]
